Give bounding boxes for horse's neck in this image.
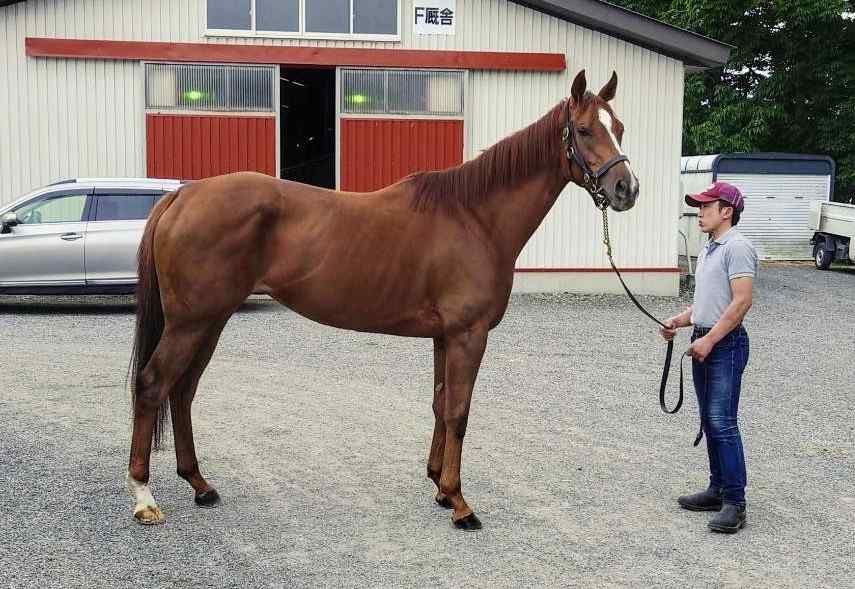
[476,169,571,263]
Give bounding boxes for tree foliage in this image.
[610,0,855,201]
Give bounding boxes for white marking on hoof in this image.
[127,472,165,525]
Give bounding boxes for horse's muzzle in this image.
[610,173,639,211]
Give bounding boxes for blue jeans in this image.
[691,325,749,506]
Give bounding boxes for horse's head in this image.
[563,70,639,212]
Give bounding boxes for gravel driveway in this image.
[1,264,853,588]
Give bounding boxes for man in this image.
[660,181,758,534]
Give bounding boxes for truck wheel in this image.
[813,243,833,270]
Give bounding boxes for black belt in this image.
[693,324,743,337]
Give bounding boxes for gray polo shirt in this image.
[691,227,758,328]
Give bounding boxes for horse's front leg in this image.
[427,337,451,508]
[440,326,488,530]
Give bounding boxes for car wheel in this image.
[813,243,833,270]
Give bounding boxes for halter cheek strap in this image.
[561,102,629,210]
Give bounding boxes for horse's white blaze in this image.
[598,108,625,156]
[598,107,638,192]
[127,471,158,514]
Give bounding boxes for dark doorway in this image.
[280,68,336,188]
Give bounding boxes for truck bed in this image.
[808,201,855,239]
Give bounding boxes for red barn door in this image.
[146,113,276,180]
[340,119,463,192]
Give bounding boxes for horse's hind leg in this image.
[427,337,451,508]
[127,324,211,525]
[170,320,227,508]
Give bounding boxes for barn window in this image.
[353,0,398,34]
[207,0,251,30]
[206,0,399,38]
[256,0,299,32]
[305,0,349,33]
[341,69,464,117]
[145,63,277,113]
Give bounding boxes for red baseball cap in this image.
[685,181,744,212]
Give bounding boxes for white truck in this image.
[808,200,855,269]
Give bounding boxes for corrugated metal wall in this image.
[717,173,831,260]
[340,119,463,191]
[0,55,144,205]
[680,170,833,260]
[145,114,276,180]
[1,0,684,275]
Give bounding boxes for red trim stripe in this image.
[25,37,566,72]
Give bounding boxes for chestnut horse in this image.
[127,70,639,529]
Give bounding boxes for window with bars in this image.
[207,0,398,37]
[145,63,276,113]
[341,69,464,116]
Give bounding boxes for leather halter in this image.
[561,99,629,210]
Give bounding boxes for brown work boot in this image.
[677,488,723,511]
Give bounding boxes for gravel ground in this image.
[1,263,853,588]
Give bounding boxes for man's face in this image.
[697,200,732,234]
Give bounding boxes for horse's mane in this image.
[407,100,567,212]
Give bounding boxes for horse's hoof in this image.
[133,505,165,525]
[453,513,482,531]
[194,489,221,508]
[435,494,453,509]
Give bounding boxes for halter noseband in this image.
[561,100,630,210]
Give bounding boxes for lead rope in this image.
[599,208,704,446]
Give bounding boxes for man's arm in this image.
[670,306,694,328]
[689,277,752,360]
[660,306,693,341]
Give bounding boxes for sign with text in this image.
[414,1,456,35]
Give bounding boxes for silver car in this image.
[0,177,182,294]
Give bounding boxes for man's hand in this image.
[660,308,692,342]
[659,319,678,342]
[689,335,714,362]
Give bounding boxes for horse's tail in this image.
[128,188,182,451]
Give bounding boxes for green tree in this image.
[611,0,855,201]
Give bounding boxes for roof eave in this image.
[510,0,732,69]
[3,0,733,68]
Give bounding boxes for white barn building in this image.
[0,0,730,295]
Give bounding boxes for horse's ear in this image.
[598,71,618,102]
[571,70,587,105]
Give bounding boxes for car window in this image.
[94,194,156,221]
[14,193,87,224]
